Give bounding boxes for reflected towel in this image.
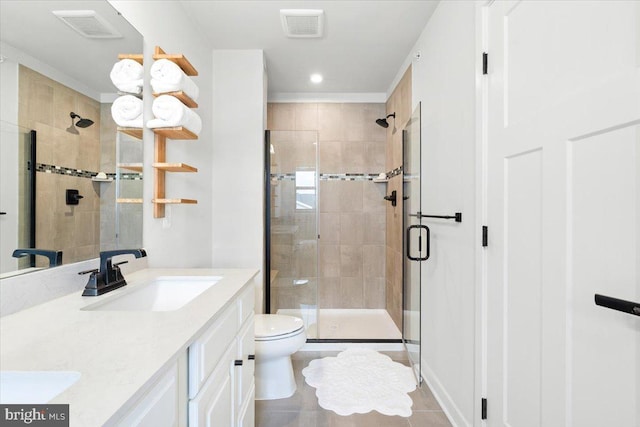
[150,59,199,101]
[109,59,143,94]
[111,95,143,128]
[146,94,202,135]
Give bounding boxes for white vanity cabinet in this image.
[115,356,187,427]
[188,285,255,426]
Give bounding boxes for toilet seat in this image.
[255,314,305,341]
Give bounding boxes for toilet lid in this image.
[255,314,304,339]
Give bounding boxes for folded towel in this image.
[150,59,199,101]
[111,95,143,128]
[147,95,202,135]
[110,59,144,94]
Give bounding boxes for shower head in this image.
[66,112,94,134]
[375,113,396,128]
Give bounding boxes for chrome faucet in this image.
[80,249,147,296]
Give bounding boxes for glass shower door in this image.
[403,103,423,384]
[267,130,319,338]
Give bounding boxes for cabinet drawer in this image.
[116,361,179,427]
[237,285,255,326]
[188,344,235,427]
[188,302,238,398]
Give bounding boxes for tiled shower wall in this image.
[19,65,102,266]
[267,103,388,311]
[386,67,412,329]
[99,105,143,252]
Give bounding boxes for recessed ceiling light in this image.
[310,74,323,84]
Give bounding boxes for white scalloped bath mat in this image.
[301,348,417,417]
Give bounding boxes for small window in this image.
[295,170,316,210]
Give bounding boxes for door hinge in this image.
[481,398,487,419]
[482,226,488,247]
[482,52,488,75]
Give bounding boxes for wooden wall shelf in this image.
[151,127,197,140]
[118,163,143,173]
[152,199,198,205]
[117,127,143,140]
[153,163,198,173]
[151,46,200,218]
[152,91,198,108]
[153,46,198,76]
[118,53,143,64]
[117,198,143,204]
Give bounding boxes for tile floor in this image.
[256,351,452,427]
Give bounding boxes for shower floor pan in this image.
[275,308,401,340]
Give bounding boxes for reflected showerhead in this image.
[66,112,94,134]
[375,112,396,128]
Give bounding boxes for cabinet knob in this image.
[234,360,243,366]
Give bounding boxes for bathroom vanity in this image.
[0,268,257,427]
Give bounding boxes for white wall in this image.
[0,45,19,273]
[393,1,479,426]
[108,1,214,269]
[211,50,266,311]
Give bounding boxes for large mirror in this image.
[0,0,143,277]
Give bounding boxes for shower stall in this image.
[265,124,401,342]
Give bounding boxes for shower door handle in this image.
[406,224,430,261]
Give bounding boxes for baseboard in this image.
[421,361,472,427]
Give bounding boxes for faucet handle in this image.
[113,261,129,267]
[78,268,99,275]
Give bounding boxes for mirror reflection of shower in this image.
[66,112,94,134]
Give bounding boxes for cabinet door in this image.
[188,302,238,398]
[236,314,255,412]
[116,361,180,427]
[188,344,235,427]
[236,384,255,427]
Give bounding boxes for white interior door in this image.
[486,1,640,426]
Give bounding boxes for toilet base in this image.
[255,356,297,400]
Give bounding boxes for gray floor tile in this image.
[257,351,451,427]
[407,411,453,427]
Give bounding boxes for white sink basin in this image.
[0,371,81,403]
[84,276,222,312]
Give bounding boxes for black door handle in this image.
[406,224,430,261]
[595,294,640,317]
[0,212,6,215]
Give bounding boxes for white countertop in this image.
[0,268,258,426]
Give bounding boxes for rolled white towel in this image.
[147,94,202,135]
[150,59,199,101]
[111,95,143,128]
[110,59,143,94]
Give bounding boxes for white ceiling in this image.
[0,1,438,98]
[178,1,439,95]
[0,0,142,98]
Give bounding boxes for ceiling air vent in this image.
[52,10,122,39]
[280,9,324,38]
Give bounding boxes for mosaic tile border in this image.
[386,166,403,178]
[35,163,143,181]
[271,173,384,182]
[270,167,403,182]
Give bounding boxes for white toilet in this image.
[254,314,306,400]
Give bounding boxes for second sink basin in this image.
[0,371,81,404]
[84,276,222,312]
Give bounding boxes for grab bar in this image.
[594,294,640,317]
